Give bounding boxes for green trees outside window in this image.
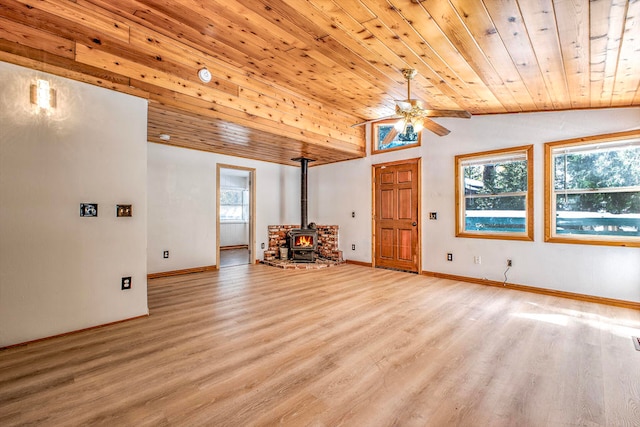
[545,130,640,247]
[455,145,534,240]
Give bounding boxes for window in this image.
[455,145,534,240]
[545,130,640,247]
[371,119,421,154]
[220,188,249,222]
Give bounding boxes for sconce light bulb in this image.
[31,79,56,110]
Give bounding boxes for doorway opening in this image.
[217,165,256,268]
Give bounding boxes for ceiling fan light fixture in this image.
[353,68,470,135]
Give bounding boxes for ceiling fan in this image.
[355,69,471,144]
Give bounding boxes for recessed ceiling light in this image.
[198,68,212,83]
[159,134,171,141]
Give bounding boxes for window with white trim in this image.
[545,130,640,247]
[455,145,534,240]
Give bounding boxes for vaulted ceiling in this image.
[1,0,638,166]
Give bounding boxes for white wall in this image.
[310,108,640,302]
[0,61,148,347]
[308,157,372,260]
[219,222,249,247]
[147,143,300,273]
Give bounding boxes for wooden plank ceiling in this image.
[1,0,638,166]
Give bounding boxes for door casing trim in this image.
[216,164,256,268]
[371,157,422,273]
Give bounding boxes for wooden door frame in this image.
[371,157,422,273]
[216,164,256,268]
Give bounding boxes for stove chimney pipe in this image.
[292,157,315,229]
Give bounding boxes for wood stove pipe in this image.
[292,157,315,229]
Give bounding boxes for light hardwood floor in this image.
[219,248,250,268]
[1,264,639,426]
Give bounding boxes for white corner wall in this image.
[147,143,300,274]
[0,61,148,347]
[308,157,373,261]
[311,108,640,303]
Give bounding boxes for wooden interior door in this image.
[374,159,420,273]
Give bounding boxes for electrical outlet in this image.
[163,250,169,259]
[429,212,437,220]
[352,211,355,218]
[507,259,513,267]
[261,242,265,249]
[121,277,131,290]
[447,253,453,261]
[474,256,481,264]
[352,244,356,250]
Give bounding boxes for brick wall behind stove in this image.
[266,225,342,261]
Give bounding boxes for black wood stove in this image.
[288,157,318,262]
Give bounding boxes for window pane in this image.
[378,124,420,150]
[371,120,421,154]
[456,145,533,240]
[465,196,526,232]
[545,130,640,246]
[553,144,640,190]
[220,188,248,221]
[220,205,243,221]
[463,159,527,195]
[220,189,243,204]
[555,191,640,214]
[554,192,640,236]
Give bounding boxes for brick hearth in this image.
[263,224,344,269]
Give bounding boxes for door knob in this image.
[412,222,417,226]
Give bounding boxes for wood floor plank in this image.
[1,264,639,426]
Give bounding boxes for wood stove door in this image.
[373,159,420,273]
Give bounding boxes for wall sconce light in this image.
[30,79,56,110]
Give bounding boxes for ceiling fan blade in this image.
[351,115,400,127]
[423,109,472,119]
[381,127,399,145]
[422,118,450,136]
